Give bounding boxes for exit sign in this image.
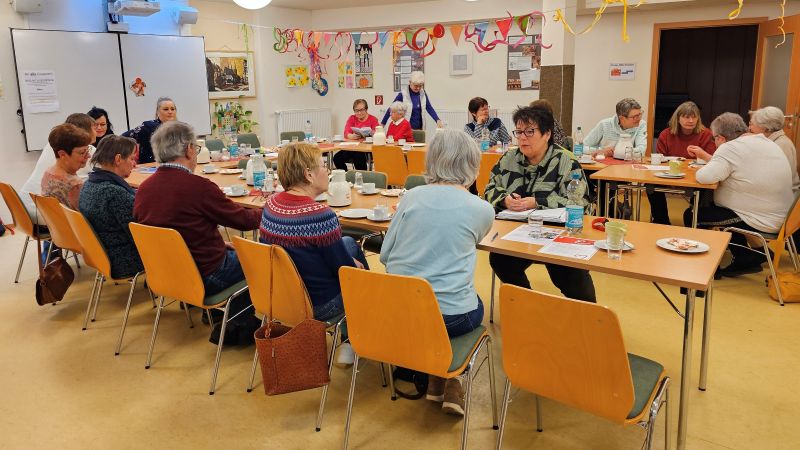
[374,95,383,106]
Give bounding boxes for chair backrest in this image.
[129,222,205,306]
[371,145,409,187]
[232,237,313,325]
[475,152,502,197]
[30,194,82,253]
[339,267,453,377]
[345,170,388,189]
[412,129,426,143]
[61,205,111,277]
[280,131,306,143]
[405,150,425,175]
[404,174,427,190]
[499,284,634,423]
[563,135,574,152]
[238,133,261,148]
[238,158,249,170]
[205,139,225,152]
[0,182,34,237]
[783,193,800,238]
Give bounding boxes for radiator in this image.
[275,108,332,142]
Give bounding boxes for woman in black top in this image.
[122,97,177,164]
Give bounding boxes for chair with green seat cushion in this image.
[496,284,670,450]
[238,159,249,169]
[412,129,426,143]
[345,170,388,188]
[280,131,306,143]
[205,139,225,152]
[237,133,260,148]
[404,175,426,190]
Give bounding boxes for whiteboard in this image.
[11,29,128,151]
[120,34,211,136]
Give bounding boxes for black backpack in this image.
[392,366,429,400]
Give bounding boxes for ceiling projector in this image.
[109,1,161,17]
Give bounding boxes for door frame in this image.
[647,17,767,153]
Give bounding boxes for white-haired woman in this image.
[749,106,799,192]
[381,71,443,130]
[123,97,177,164]
[380,128,494,417]
[385,101,415,143]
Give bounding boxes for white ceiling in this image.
[209,0,435,11]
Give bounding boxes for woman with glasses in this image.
[584,98,648,157]
[87,106,115,145]
[464,97,511,145]
[484,106,596,303]
[381,71,443,130]
[334,99,378,170]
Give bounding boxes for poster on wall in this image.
[338,61,354,88]
[355,73,373,89]
[355,44,373,74]
[284,65,309,88]
[506,36,541,90]
[206,51,255,99]
[392,45,424,92]
[22,70,60,113]
[609,63,635,80]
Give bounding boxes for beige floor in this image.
[1,201,799,449]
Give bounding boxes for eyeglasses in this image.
[93,122,107,129]
[411,83,424,88]
[512,127,540,138]
[354,108,367,113]
[625,113,643,120]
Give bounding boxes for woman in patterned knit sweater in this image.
[259,142,369,365]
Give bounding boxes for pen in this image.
[490,232,499,242]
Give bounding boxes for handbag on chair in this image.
[254,246,330,395]
[34,235,74,306]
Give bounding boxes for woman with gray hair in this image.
[749,106,799,192]
[385,101,415,142]
[123,97,178,164]
[381,71,443,130]
[380,128,494,416]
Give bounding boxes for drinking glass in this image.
[605,222,627,260]
[528,211,544,239]
[373,197,389,220]
[354,172,364,189]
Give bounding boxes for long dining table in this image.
[128,163,726,450]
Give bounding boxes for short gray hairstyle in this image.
[616,98,642,117]
[155,96,175,118]
[710,112,748,141]
[424,129,481,186]
[389,101,407,115]
[750,106,785,133]
[410,71,425,85]
[151,121,195,163]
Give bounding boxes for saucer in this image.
[339,208,371,219]
[654,171,685,179]
[367,212,393,222]
[358,189,378,195]
[380,189,403,197]
[222,187,247,197]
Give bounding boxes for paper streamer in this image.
[351,32,361,47]
[554,0,643,42]
[728,0,744,19]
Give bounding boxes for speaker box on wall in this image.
[12,0,43,13]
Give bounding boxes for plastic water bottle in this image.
[565,171,584,236]
[480,128,491,151]
[228,133,239,157]
[252,154,266,190]
[573,127,584,158]
[304,120,313,142]
[264,169,275,193]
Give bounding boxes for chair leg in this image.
[496,378,512,450]
[461,372,474,450]
[206,310,214,327]
[789,236,799,271]
[246,316,267,393]
[316,321,342,431]
[379,362,388,387]
[145,296,165,369]
[209,301,233,395]
[90,275,105,322]
[664,384,671,450]
[535,395,543,432]
[487,338,498,429]
[387,364,397,401]
[342,353,360,450]
[489,272,496,323]
[115,273,142,356]
[182,303,194,328]
[763,238,784,306]
[72,251,80,269]
[82,272,101,331]
[14,236,30,283]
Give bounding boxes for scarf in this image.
[87,168,136,195]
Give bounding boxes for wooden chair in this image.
[412,129,426,143]
[338,267,497,450]
[205,139,225,152]
[280,131,306,142]
[0,183,50,282]
[496,285,670,450]
[129,222,249,395]
[476,152,502,197]
[237,133,260,148]
[404,174,427,190]
[371,145,409,187]
[723,194,800,306]
[405,149,425,175]
[61,206,152,348]
[232,237,346,431]
[30,194,81,269]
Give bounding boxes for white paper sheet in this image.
[22,70,59,113]
[501,225,564,245]
[538,236,598,260]
[518,69,539,89]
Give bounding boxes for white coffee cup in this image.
[362,182,376,194]
[365,136,374,143]
[651,153,664,165]
[398,138,406,146]
[579,155,593,163]
[373,204,388,220]
[334,134,343,141]
[230,185,247,195]
[210,151,222,161]
[281,139,290,145]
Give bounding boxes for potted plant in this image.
[212,101,258,136]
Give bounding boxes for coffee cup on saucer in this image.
[334,134,343,141]
[398,138,406,146]
[230,185,247,196]
[365,136,374,143]
[386,135,395,144]
[210,151,222,162]
[362,182,376,194]
[579,154,593,164]
[402,144,412,151]
[651,153,664,165]
[202,165,218,174]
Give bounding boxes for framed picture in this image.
[206,51,255,99]
[449,52,472,76]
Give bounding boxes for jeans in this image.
[489,253,597,302]
[442,298,484,338]
[310,236,369,339]
[684,204,766,267]
[202,249,254,325]
[333,150,369,171]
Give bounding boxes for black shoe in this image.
[201,309,225,325]
[719,262,763,278]
[209,323,240,346]
[679,287,706,298]
[236,315,262,346]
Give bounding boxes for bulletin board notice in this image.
[506,35,541,91]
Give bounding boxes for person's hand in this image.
[476,112,488,125]
[504,193,536,211]
[346,133,360,140]
[602,147,615,157]
[686,145,711,162]
[353,258,364,269]
[436,120,443,128]
[224,242,235,251]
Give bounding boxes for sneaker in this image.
[426,376,446,402]
[442,377,465,416]
[334,342,354,368]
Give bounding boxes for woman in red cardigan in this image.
[385,101,415,143]
[650,101,716,224]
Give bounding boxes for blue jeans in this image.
[442,297,484,338]
[202,249,253,325]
